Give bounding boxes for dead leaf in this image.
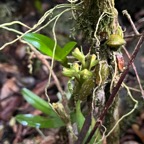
[0,77,19,107]
[0,63,18,74]
[132,124,144,143]
[41,136,56,144]
[0,96,22,121]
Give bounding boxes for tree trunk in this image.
[76,0,123,143]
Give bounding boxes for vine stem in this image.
[123,10,140,35]
[123,46,144,98]
[83,34,144,144]
[20,40,65,100]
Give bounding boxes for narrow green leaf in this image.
[83,118,102,144]
[76,100,85,132]
[21,88,58,118]
[23,33,77,62]
[16,114,65,128]
[89,129,102,144]
[60,41,77,61]
[23,33,61,61]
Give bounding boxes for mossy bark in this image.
[77,0,122,43]
[76,0,123,143]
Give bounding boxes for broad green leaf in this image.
[16,114,65,128]
[21,88,58,118]
[23,33,61,61]
[23,33,76,62]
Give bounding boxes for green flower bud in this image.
[80,69,93,80]
[72,63,80,72]
[62,65,80,80]
[89,54,98,70]
[62,67,76,77]
[72,48,85,66]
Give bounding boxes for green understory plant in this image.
[16,88,65,128]
[0,1,143,144]
[16,29,139,144]
[16,32,103,143]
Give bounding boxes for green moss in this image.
[75,0,123,45]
